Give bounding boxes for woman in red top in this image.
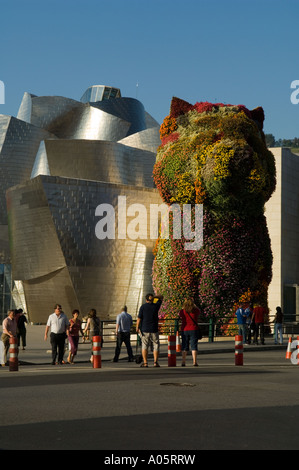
[67,309,84,364]
[179,299,201,367]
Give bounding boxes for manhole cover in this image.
[160,382,196,387]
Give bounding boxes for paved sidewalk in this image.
[0,324,286,367]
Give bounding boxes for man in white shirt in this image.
[44,304,69,365]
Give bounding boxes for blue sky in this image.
[0,0,298,139]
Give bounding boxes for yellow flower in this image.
[212,143,235,180]
[248,152,266,193]
[170,173,195,204]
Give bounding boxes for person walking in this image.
[252,303,266,345]
[16,309,28,350]
[274,306,284,345]
[67,309,84,364]
[136,293,163,368]
[113,306,134,362]
[244,303,253,345]
[44,304,70,365]
[1,310,17,366]
[179,299,201,367]
[235,303,247,343]
[83,309,101,363]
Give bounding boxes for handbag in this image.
[135,333,143,364]
[185,310,202,340]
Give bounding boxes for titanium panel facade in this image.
[7,176,162,323]
[31,139,156,186]
[0,114,55,273]
[0,116,55,228]
[0,85,162,322]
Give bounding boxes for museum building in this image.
[0,85,162,323]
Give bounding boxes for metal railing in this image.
[81,318,227,346]
[80,316,299,346]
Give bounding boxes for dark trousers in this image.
[1,333,10,363]
[254,323,264,344]
[50,332,66,363]
[246,324,252,344]
[17,328,26,348]
[113,332,133,361]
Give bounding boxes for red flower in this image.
[161,132,180,146]
[170,97,194,118]
[194,102,215,113]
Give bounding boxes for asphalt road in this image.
[1,349,298,452]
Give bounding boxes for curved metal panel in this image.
[17,92,36,123]
[69,105,130,141]
[0,116,55,225]
[118,127,161,153]
[31,139,156,187]
[30,140,51,178]
[7,176,67,281]
[25,96,83,133]
[91,98,147,136]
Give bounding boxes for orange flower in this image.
[194,179,206,204]
[159,115,178,139]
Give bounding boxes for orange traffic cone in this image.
[286,337,292,359]
[168,335,176,367]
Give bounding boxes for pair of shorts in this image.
[141,332,160,351]
[181,330,198,351]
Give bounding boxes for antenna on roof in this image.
[136,81,139,99]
